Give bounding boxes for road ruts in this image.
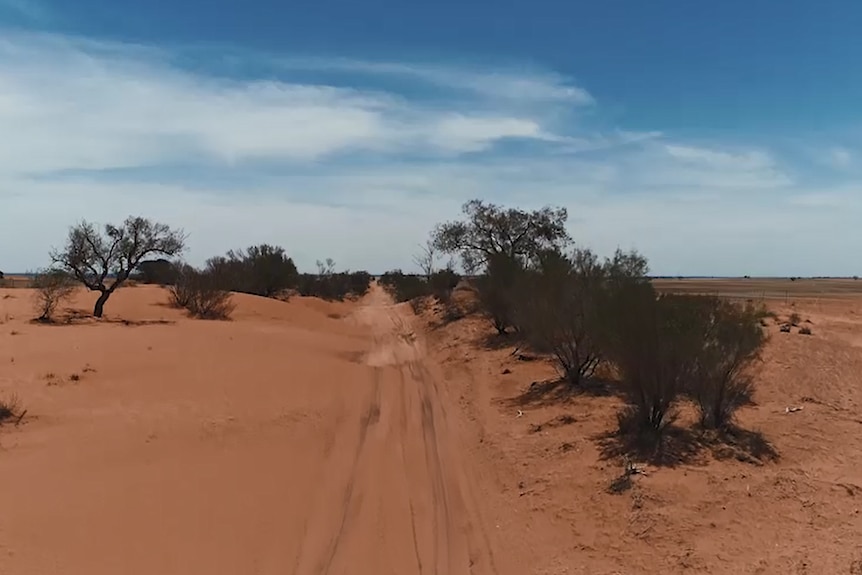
[292,285,501,575]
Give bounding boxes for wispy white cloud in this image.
[0,32,567,175]
[427,115,546,152]
[275,57,594,105]
[664,144,775,171]
[640,143,793,189]
[0,30,859,276]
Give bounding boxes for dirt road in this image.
[292,286,502,575]
[0,285,506,574]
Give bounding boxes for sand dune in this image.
[0,285,518,574]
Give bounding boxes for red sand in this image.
[2,283,862,573]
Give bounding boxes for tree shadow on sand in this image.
[31,309,176,327]
[476,330,523,351]
[596,422,779,468]
[507,376,627,409]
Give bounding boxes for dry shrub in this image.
[379,270,431,303]
[687,299,765,429]
[428,268,461,303]
[475,254,523,334]
[799,325,812,335]
[297,270,372,301]
[169,266,235,320]
[514,249,605,386]
[207,244,298,298]
[789,312,802,326]
[606,288,767,445]
[135,258,180,285]
[0,393,22,423]
[478,247,648,387]
[30,269,76,322]
[604,287,700,444]
[409,296,429,315]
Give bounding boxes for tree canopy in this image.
[431,199,571,272]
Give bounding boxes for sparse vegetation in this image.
[297,265,373,301]
[207,244,298,298]
[30,268,77,322]
[603,288,698,444]
[512,249,603,384]
[0,393,23,423]
[51,217,186,317]
[799,326,813,335]
[428,267,460,304]
[379,270,431,303]
[169,265,235,320]
[431,200,771,457]
[789,312,801,326]
[475,253,523,334]
[134,258,180,285]
[413,239,440,280]
[685,299,766,429]
[24,198,778,466]
[378,266,463,315]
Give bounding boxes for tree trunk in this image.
[93,291,111,318]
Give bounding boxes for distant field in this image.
[653,277,862,299]
[0,275,32,288]
[6,273,862,300]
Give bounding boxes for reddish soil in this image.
[1,282,862,573]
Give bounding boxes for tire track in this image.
[398,366,425,575]
[297,286,502,575]
[407,359,500,575]
[317,367,381,575]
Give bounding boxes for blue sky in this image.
[1,0,861,275]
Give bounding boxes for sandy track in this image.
[294,286,499,575]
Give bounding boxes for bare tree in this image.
[316,258,336,276]
[31,268,77,322]
[432,199,571,272]
[51,217,186,317]
[413,239,439,280]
